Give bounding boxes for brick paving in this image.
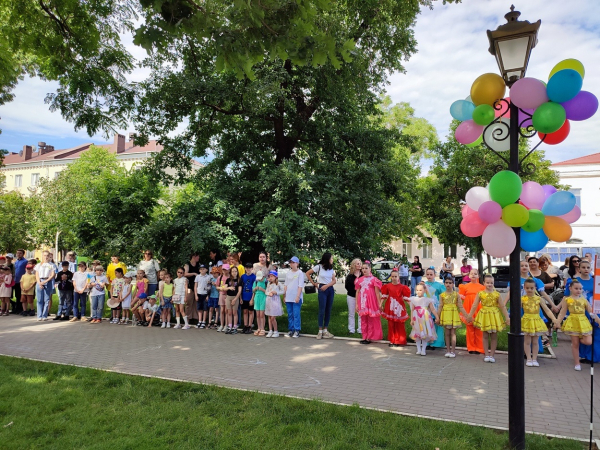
[0,315,598,441]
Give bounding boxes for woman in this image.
[539,254,560,288]
[563,255,581,287]
[439,256,454,280]
[138,250,160,297]
[209,249,223,268]
[460,258,472,284]
[306,252,337,339]
[345,258,362,334]
[528,257,554,293]
[458,268,485,354]
[409,256,424,295]
[253,251,275,279]
[184,252,201,321]
[35,251,56,321]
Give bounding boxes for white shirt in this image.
[284,270,304,303]
[312,264,334,285]
[399,264,409,277]
[35,262,55,280]
[72,271,89,292]
[138,259,160,284]
[194,274,211,295]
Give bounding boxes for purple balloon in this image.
[510,78,548,110]
[542,185,557,199]
[478,200,502,224]
[562,91,599,121]
[517,107,535,128]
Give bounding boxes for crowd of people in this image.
[0,247,598,371]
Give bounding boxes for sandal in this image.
[253,330,260,336]
[258,329,265,336]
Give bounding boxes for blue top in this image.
[507,276,545,295]
[209,276,219,298]
[14,257,28,282]
[241,273,256,301]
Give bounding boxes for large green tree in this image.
[0,191,33,252]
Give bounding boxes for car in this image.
[371,261,399,283]
[484,265,510,290]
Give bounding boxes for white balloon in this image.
[483,118,510,152]
[465,186,490,211]
[482,221,516,257]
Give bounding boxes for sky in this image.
[1,0,599,166]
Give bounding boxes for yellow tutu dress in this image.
[562,297,593,337]
[473,291,505,333]
[521,296,547,336]
[439,292,462,328]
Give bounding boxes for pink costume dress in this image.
[355,275,383,341]
[407,296,437,342]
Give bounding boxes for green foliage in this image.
[0,191,33,252]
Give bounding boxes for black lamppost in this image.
[484,6,541,450]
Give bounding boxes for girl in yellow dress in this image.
[556,280,600,371]
[436,276,468,358]
[522,278,558,367]
[467,274,510,363]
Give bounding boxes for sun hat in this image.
[124,272,135,279]
[107,298,120,308]
[255,270,264,281]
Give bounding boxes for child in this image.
[458,269,485,354]
[521,278,558,367]
[120,272,133,324]
[381,269,410,347]
[264,271,283,337]
[159,272,175,328]
[205,266,220,329]
[556,279,600,371]
[216,264,230,332]
[283,257,303,338]
[0,266,13,315]
[424,268,446,350]
[468,274,510,363]
[240,263,256,334]
[437,276,468,358]
[134,270,149,305]
[53,262,73,320]
[224,266,242,334]
[355,261,383,345]
[252,271,267,336]
[72,262,89,322]
[404,283,438,356]
[144,294,160,326]
[90,266,108,324]
[173,267,190,329]
[194,265,211,329]
[110,268,125,324]
[132,292,147,325]
[20,264,37,316]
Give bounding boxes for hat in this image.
[199,264,206,269]
[255,270,264,281]
[0,256,6,260]
[222,264,230,270]
[5,253,14,259]
[124,272,135,279]
[138,293,148,299]
[62,261,69,266]
[149,294,157,299]
[288,256,300,264]
[107,298,120,308]
[268,270,278,277]
[26,264,34,269]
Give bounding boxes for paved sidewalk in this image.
[0,316,598,441]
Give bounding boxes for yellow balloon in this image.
[549,59,585,80]
[470,73,507,106]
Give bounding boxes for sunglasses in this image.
[177,271,183,274]
[572,259,580,263]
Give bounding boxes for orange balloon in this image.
[543,216,572,242]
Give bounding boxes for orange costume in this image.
[459,281,485,353]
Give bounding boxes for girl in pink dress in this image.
[355,261,383,345]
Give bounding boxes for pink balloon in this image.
[520,181,545,210]
[462,204,475,219]
[455,120,484,145]
[558,205,581,224]
[510,78,549,110]
[494,97,510,118]
[542,185,557,199]
[482,221,516,258]
[478,201,502,224]
[461,215,488,238]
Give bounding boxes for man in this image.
[13,250,28,314]
[66,251,77,273]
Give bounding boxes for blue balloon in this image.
[450,100,475,121]
[547,69,583,103]
[542,190,576,216]
[520,229,549,252]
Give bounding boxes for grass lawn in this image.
[0,356,583,450]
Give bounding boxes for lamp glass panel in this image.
[497,36,529,71]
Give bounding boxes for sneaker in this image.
[196,323,202,329]
[53,315,61,321]
[61,316,70,321]
[575,364,582,371]
[416,350,421,355]
[37,318,42,322]
[217,325,223,332]
[489,357,496,363]
[42,317,49,321]
[161,322,166,328]
[231,327,238,335]
[174,324,182,329]
[69,317,79,322]
[444,353,451,358]
[288,331,294,337]
[266,330,273,338]
[292,331,300,338]
[322,330,334,339]
[86,317,93,322]
[449,352,456,358]
[200,322,206,329]
[272,331,279,338]
[316,331,323,340]
[420,349,426,356]
[166,322,171,328]
[484,356,491,362]
[182,325,190,330]
[29,310,36,316]
[526,360,533,367]
[531,360,539,367]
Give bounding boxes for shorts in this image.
[162,297,174,311]
[172,294,185,305]
[208,297,219,309]
[21,294,34,303]
[241,300,254,311]
[218,294,227,307]
[225,295,239,310]
[196,294,208,311]
[111,296,122,311]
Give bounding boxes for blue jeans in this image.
[286,300,302,332]
[411,276,422,295]
[317,286,335,328]
[91,295,105,319]
[57,290,73,317]
[147,283,158,297]
[73,292,88,318]
[36,283,53,319]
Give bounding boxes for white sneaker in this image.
[174,324,182,329]
[489,357,496,363]
[316,331,322,340]
[526,360,533,367]
[575,364,582,371]
[272,331,279,338]
[292,331,300,338]
[416,350,421,355]
[217,325,223,332]
[37,318,42,321]
[484,356,491,362]
[531,360,539,367]
[444,353,451,358]
[266,330,273,338]
[420,349,426,356]
[166,322,171,328]
[182,325,190,330]
[449,352,456,358]
[161,322,166,328]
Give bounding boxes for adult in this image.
[398,255,409,286]
[306,252,337,339]
[106,254,127,284]
[228,252,245,276]
[584,252,595,271]
[35,251,56,320]
[458,268,485,354]
[209,249,223,267]
[184,252,201,321]
[138,250,160,297]
[559,257,570,275]
[439,256,454,280]
[528,257,554,293]
[344,258,362,334]
[562,255,581,287]
[409,256,423,295]
[539,254,560,289]
[460,258,472,284]
[253,251,275,276]
[66,251,77,273]
[4,253,18,313]
[13,250,28,314]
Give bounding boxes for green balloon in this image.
[532,102,566,134]
[489,170,523,208]
[472,104,495,126]
[502,204,529,227]
[466,135,483,147]
[522,209,545,232]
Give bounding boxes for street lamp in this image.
[483,6,542,450]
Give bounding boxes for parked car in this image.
[371,261,399,283]
[484,265,510,290]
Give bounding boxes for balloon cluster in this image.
[460,171,580,258]
[451,59,598,148]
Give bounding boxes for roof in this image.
[552,152,600,166]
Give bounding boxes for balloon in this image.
[461,204,475,219]
[517,108,534,129]
[562,91,599,121]
[549,59,585,80]
[472,104,495,126]
[558,205,581,224]
[502,204,529,227]
[547,69,583,103]
[522,209,545,233]
[465,186,490,211]
[470,73,506,106]
[494,97,510,118]
[465,95,472,102]
[542,191,577,216]
[520,181,545,210]
[539,119,570,145]
[450,100,476,122]
[455,120,484,145]
[482,118,510,152]
[461,215,488,238]
[543,216,572,242]
[510,78,548,109]
[478,200,502,224]
[532,102,566,134]
[482,221,516,258]
[520,229,549,252]
[488,170,522,208]
[542,185,557,199]
[465,135,483,148]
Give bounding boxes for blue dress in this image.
[565,277,599,362]
[424,281,446,348]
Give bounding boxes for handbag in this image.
[305,284,316,294]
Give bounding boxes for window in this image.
[31,173,40,186]
[422,237,433,259]
[14,175,22,187]
[54,171,61,179]
[444,244,457,259]
[569,188,581,209]
[402,240,412,259]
